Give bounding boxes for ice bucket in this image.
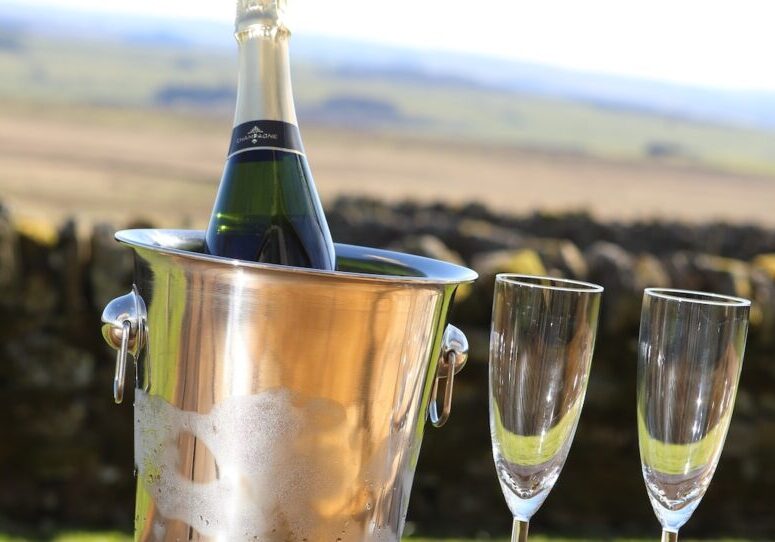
[100,229,477,541]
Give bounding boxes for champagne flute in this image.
[489,274,602,542]
[637,288,750,542]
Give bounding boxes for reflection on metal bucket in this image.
[101,230,476,541]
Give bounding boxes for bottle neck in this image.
[233,26,297,127]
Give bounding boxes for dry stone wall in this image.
[2,198,775,537]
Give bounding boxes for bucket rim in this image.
[116,229,478,286]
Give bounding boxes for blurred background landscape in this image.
[1,0,775,540]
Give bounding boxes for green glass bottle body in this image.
[205,144,335,269]
[204,1,335,269]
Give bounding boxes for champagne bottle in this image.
[204,0,336,269]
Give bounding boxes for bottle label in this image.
[227,120,304,157]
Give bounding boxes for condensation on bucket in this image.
[134,389,398,541]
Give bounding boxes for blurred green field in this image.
[0,532,756,542]
[0,31,774,175]
[0,536,759,542]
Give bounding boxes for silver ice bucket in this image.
[100,229,477,541]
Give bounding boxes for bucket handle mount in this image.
[101,287,147,404]
[429,324,469,428]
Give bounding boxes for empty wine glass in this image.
[489,274,603,542]
[637,288,750,542]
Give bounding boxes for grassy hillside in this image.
[0,535,755,542]
[0,30,773,176]
[3,99,775,230]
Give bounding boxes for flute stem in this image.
[661,529,678,542]
[511,518,529,542]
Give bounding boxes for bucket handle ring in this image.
[429,324,468,428]
[101,287,147,404]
